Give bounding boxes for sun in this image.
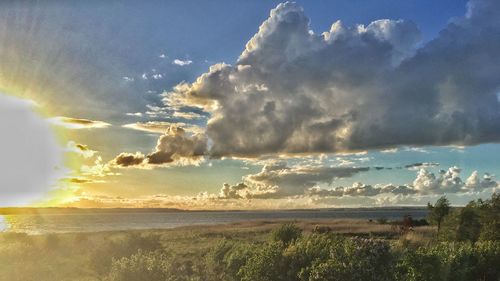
[0,93,65,206]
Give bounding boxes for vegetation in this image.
[427,196,451,232]
[0,194,498,281]
[438,193,500,242]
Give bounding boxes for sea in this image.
[0,208,428,234]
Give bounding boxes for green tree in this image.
[478,193,500,241]
[456,204,481,242]
[427,196,451,232]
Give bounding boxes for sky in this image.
[1,0,499,209]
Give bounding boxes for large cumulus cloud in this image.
[162,0,500,158]
[222,164,498,200]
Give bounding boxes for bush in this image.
[106,250,169,281]
[205,239,255,281]
[395,248,443,281]
[239,241,287,281]
[456,206,481,242]
[284,233,340,281]
[312,225,332,233]
[271,223,302,245]
[89,233,163,275]
[308,238,394,281]
[395,241,500,281]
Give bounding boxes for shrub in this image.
[395,248,443,281]
[456,206,481,242]
[284,233,340,281]
[312,225,332,233]
[308,238,394,281]
[89,233,163,275]
[395,241,500,281]
[239,242,287,281]
[271,223,302,245]
[106,250,169,281]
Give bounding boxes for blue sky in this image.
[0,0,499,208]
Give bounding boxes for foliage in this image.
[395,241,500,281]
[308,238,394,281]
[427,196,451,232]
[271,222,302,245]
[89,232,162,275]
[106,250,170,281]
[439,192,500,242]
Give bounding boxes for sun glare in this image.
[0,93,65,207]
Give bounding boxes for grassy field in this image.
[0,219,436,281]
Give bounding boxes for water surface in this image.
[0,208,427,234]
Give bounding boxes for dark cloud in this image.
[75,144,89,151]
[112,152,147,167]
[404,162,440,170]
[111,126,207,167]
[159,0,500,158]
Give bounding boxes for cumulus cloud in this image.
[465,171,498,191]
[63,164,498,209]
[111,152,147,167]
[308,167,498,198]
[110,126,207,167]
[219,182,249,199]
[49,116,111,129]
[219,163,497,200]
[217,162,370,199]
[158,0,500,159]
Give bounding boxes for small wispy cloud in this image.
[172,59,193,66]
[172,111,206,120]
[405,147,430,154]
[126,112,143,117]
[122,121,202,134]
[152,73,163,80]
[49,116,111,129]
[63,177,104,184]
[380,148,398,153]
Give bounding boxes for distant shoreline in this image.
[0,206,428,215]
